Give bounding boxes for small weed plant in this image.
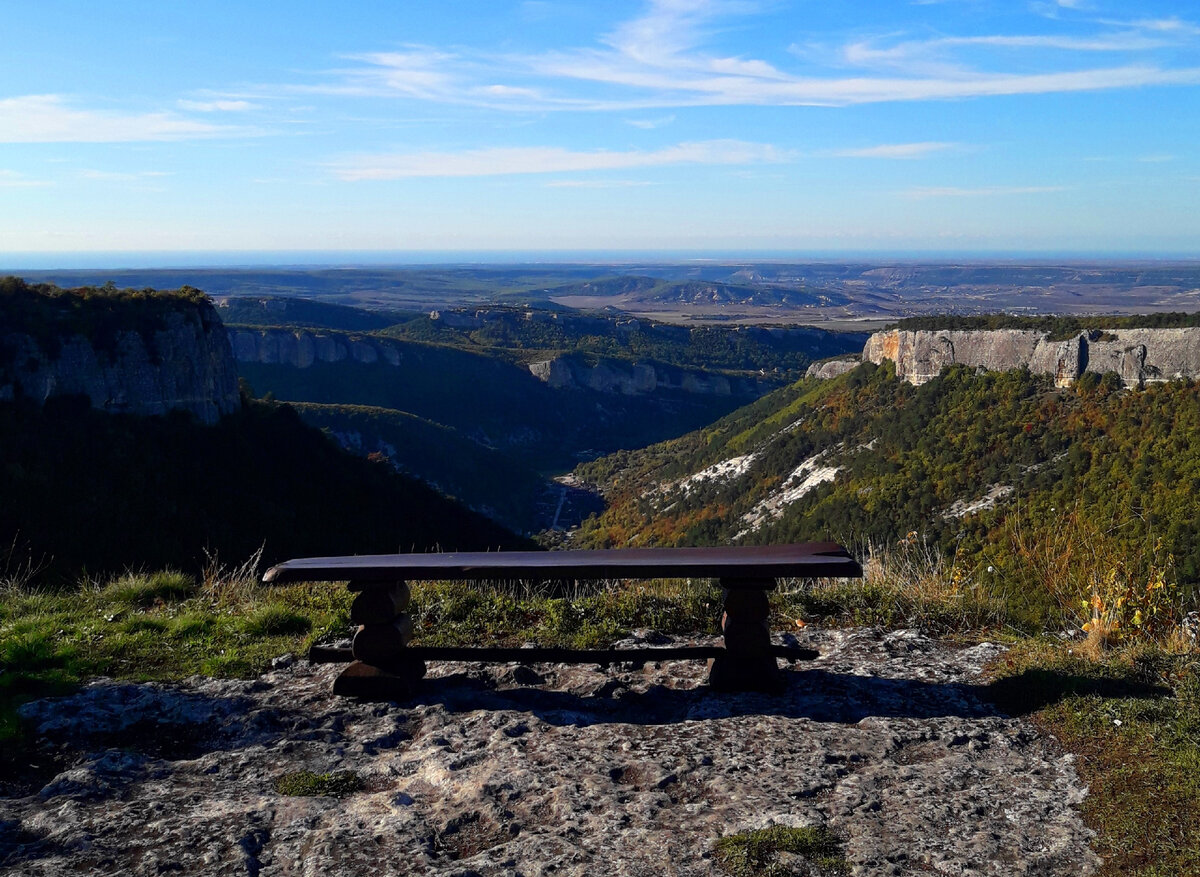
[273,770,363,798]
[714,824,848,877]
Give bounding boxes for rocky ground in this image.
[2,628,1100,876]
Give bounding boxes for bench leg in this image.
[708,581,784,693]
[332,581,425,700]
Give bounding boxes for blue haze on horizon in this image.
[2,0,1199,260]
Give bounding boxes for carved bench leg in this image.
[332,581,426,700]
[707,578,783,693]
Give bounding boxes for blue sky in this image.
[2,0,1199,258]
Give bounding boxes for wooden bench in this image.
[263,543,861,698]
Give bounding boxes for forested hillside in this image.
[573,362,1200,613]
[0,395,527,580]
[230,302,865,497]
[286,402,601,533]
[384,307,861,379]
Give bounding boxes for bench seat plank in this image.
[263,543,861,585]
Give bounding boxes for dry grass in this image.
[777,535,1011,636]
[1006,506,1194,653]
[199,543,265,604]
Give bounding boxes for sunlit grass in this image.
[0,569,352,743]
[3,556,1198,875]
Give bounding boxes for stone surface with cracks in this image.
[3,628,1101,876]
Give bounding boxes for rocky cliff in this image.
[229,328,774,398]
[527,353,773,397]
[1,286,240,425]
[805,357,861,380]
[228,327,402,368]
[864,327,1200,388]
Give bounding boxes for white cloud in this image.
[543,179,657,188]
[1095,16,1200,37]
[1135,17,1200,35]
[332,139,789,181]
[177,99,259,112]
[0,169,50,187]
[0,95,234,142]
[625,114,676,128]
[1030,0,1090,18]
[78,169,172,181]
[318,3,1200,112]
[905,185,1066,197]
[333,49,463,100]
[845,32,1171,69]
[832,141,957,159]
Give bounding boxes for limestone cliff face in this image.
[230,328,773,399]
[228,327,403,368]
[805,357,861,380]
[527,354,771,397]
[1,301,240,425]
[864,327,1200,388]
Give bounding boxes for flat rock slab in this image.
[5,628,1100,876]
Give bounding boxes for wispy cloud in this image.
[0,95,236,142]
[844,32,1172,71]
[625,114,676,129]
[313,2,1200,111]
[78,169,173,181]
[0,169,51,187]
[905,185,1066,197]
[831,141,958,159]
[177,99,259,112]
[1031,0,1091,19]
[543,179,657,188]
[332,139,790,181]
[325,49,466,100]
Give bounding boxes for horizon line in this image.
[4,248,1200,272]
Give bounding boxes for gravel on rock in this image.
[3,628,1100,876]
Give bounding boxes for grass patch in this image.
[102,570,196,606]
[0,572,351,745]
[409,578,722,648]
[714,824,849,876]
[985,641,1200,877]
[240,603,313,637]
[273,770,363,798]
